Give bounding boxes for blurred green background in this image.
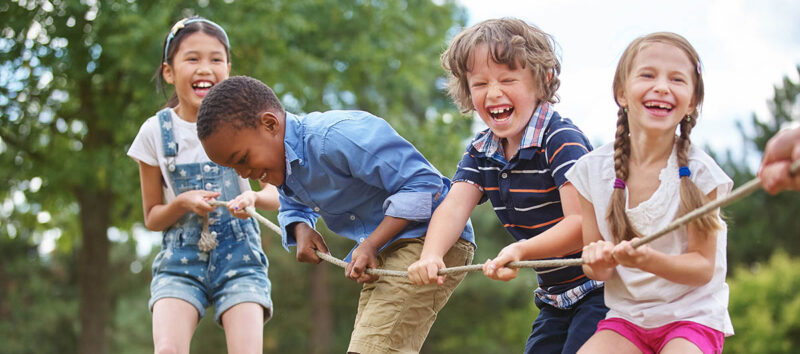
[1,0,799,353]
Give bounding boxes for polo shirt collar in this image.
[472,102,554,157]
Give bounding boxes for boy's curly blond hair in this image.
[442,18,561,113]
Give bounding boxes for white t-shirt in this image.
[566,142,734,336]
[127,108,251,203]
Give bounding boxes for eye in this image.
[639,72,654,78]
[237,153,248,165]
[671,77,685,83]
[470,82,487,88]
[501,79,516,84]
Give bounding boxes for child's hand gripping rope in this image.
[208,159,798,278]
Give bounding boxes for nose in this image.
[197,61,213,75]
[487,81,503,98]
[653,77,670,95]
[234,166,251,179]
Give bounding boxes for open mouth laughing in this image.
[192,80,214,97]
[488,105,514,122]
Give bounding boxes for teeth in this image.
[489,107,512,114]
[259,172,267,181]
[645,102,672,109]
[193,81,213,88]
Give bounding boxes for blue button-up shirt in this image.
[277,110,475,260]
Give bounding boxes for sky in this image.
[457,0,800,155]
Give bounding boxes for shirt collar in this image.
[472,102,554,156]
[283,112,304,176]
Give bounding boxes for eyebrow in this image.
[180,49,226,57]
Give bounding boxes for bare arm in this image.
[578,192,617,281]
[407,182,482,285]
[348,215,411,283]
[613,190,718,286]
[254,182,280,211]
[138,161,218,231]
[226,181,281,218]
[484,182,584,281]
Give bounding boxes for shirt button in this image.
[205,183,213,190]
[501,172,508,179]
[168,164,176,172]
[210,231,217,237]
[349,215,356,221]
[358,237,365,243]
[313,207,320,212]
[203,165,211,172]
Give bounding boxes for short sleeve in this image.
[127,116,160,167]
[565,154,594,203]
[689,146,733,198]
[452,145,488,204]
[544,124,592,187]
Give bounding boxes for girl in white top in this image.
[127,17,279,354]
[566,32,733,354]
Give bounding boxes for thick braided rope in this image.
[209,159,799,278]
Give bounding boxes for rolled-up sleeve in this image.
[277,194,319,251]
[321,116,443,222]
[382,191,432,222]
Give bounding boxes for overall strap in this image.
[158,108,178,157]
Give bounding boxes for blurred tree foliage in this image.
[726,252,800,353]
[1,0,799,352]
[719,66,800,266]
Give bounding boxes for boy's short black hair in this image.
[197,75,285,140]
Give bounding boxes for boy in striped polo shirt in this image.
[408,18,607,354]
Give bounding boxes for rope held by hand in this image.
[209,159,799,278]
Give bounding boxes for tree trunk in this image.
[77,187,112,354]
[310,265,332,354]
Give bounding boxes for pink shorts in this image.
[596,318,724,354]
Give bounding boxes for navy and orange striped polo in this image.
[453,102,595,299]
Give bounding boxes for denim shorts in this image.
[149,217,273,325]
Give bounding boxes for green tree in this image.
[726,252,800,353]
[1,0,473,352]
[720,66,800,266]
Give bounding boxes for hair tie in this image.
[679,166,691,178]
[164,17,230,61]
[613,178,626,189]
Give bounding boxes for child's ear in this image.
[162,63,174,85]
[260,111,280,134]
[616,91,628,108]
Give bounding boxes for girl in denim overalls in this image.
[127,17,279,353]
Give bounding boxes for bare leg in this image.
[577,330,643,354]
[152,298,199,354]
[222,302,264,354]
[660,337,703,354]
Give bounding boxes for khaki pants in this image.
[347,237,474,354]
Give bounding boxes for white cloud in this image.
[456,0,800,154]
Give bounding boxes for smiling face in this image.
[201,112,287,186]
[162,32,230,121]
[617,41,696,137]
[466,43,540,154]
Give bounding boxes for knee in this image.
[154,343,182,354]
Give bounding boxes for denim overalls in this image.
[148,108,273,324]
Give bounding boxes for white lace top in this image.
[566,142,734,336]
